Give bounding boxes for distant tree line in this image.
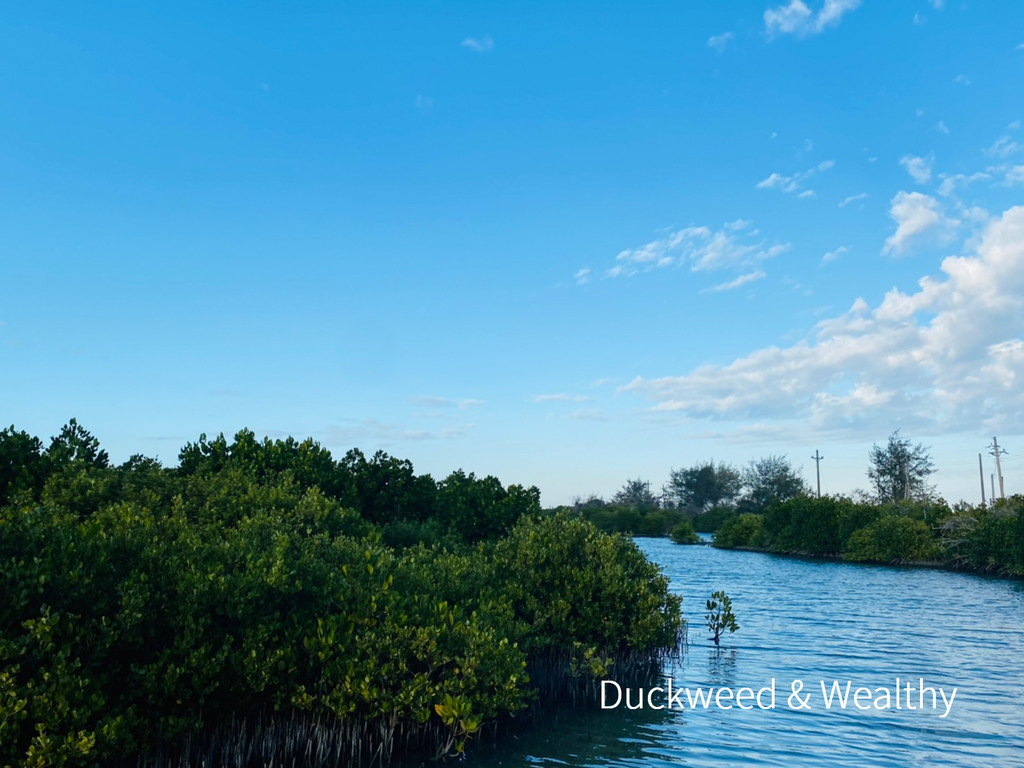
[0,421,683,767]
[699,432,1024,576]
[712,493,1024,576]
[565,454,809,538]
[563,430,1023,575]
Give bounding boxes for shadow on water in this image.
[458,539,1024,767]
[460,687,677,768]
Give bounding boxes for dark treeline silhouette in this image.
[564,455,808,538]
[0,421,683,767]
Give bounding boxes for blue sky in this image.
[3,0,1023,505]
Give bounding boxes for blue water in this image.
[466,539,1024,766]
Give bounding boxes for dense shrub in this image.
[843,515,941,563]
[713,514,764,549]
[0,423,684,767]
[670,519,700,545]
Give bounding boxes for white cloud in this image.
[822,245,850,263]
[574,267,592,285]
[883,191,958,255]
[756,160,834,195]
[937,171,990,197]
[325,418,474,445]
[839,192,869,208]
[620,206,1024,436]
[953,74,972,86]
[701,270,766,294]
[929,0,944,8]
[798,189,817,199]
[1006,166,1024,186]
[707,31,735,52]
[935,120,949,134]
[987,135,1023,159]
[604,221,789,280]
[415,94,433,109]
[461,35,494,53]
[764,0,862,38]
[900,154,934,184]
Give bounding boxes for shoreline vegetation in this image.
[559,442,1024,579]
[0,422,683,767]
[563,484,1024,579]
[709,494,1024,578]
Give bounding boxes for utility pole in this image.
[811,450,824,498]
[991,474,996,504]
[979,453,986,507]
[989,437,1007,500]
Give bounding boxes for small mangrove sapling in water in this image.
[705,590,739,646]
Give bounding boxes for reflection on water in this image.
[465,539,1024,767]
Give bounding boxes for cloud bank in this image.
[622,206,1024,436]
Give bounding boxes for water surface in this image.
[466,539,1024,766]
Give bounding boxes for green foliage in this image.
[738,455,808,514]
[580,504,687,537]
[611,479,659,511]
[761,495,855,555]
[0,427,46,506]
[670,519,700,545]
[843,515,941,563]
[713,513,764,549]
[663,461,741,512]
[492,514,683,657]
[692,505,737,533]
[867,430,936,503]
[704,591,738,647]
[0,423,683,766]
[942,496,1024,576]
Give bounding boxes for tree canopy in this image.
[663,461,741,511]
[738,455,808,514]
[867,430,936,503]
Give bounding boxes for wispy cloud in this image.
[883,191,959,255]
[764,0,862,39]
[325,419,473,445]
[937,171,990,197]
[953,74,972,86]
[756,160,834,195]
[822,245,849,263]
[574,267,592,285]
[1005,166,1024,186]
[707,31,735,53]
[986,135,1022,159]
[701,270,766,294]
[461,35,494,53]
[604,220,789,280]
[935,120,949,134]
[415,94,433,109]
[900,154,934,184]
[839,192,869,208]
[620,206,1024,436]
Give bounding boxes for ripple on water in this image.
[465,539,1024,767]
